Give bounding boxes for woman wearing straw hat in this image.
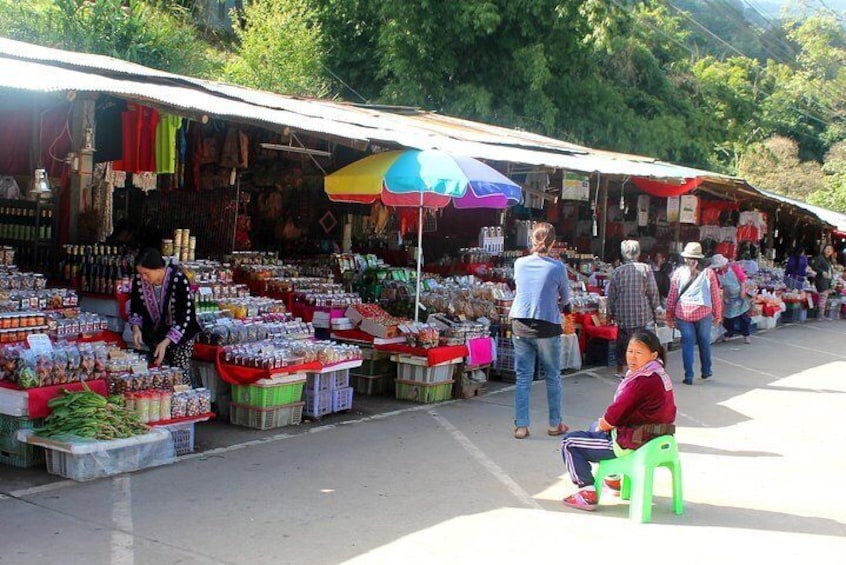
[666,242,723,385]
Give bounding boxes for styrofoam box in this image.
[396,359,457,384]
[0,386,28,417]
[17,428,174,482]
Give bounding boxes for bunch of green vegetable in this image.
[35,384,149,440]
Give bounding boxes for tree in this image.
[0,0,220,77]
[808,141,846,212]
[737,135,824,198]
[222,0,329,97]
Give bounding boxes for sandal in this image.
[514,427,530,439]
[562,488,598,512]
[603,475,622,495]
[547,423,570,436]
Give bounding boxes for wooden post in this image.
[598,176,609,260]
[67,97,96,242]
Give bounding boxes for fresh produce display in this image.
[34,384,149,440]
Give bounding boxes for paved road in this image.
[2,320,845,564]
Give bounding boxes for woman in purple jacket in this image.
[560,329,677,511]
[784,247,809,290]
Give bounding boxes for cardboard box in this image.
[361,318,399,339]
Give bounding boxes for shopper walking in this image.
[812,244,837,320]
[129,248,200,384]
[666,242,722,385]
[607,240,662,379]
[651,251,672,300]
[710,254,752,344]
[784,247,809,290]
[509,222,571,439]
[560,329,676,511]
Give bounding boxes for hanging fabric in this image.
[155,113,182,174]
[631,177,704,197]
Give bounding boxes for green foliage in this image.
[0,0,219,76]
[808,142,846,212]
[4,0,846,213]
[222,0,329,97]
[738,135,824,199]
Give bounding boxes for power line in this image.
[320,63,369,104]
[666,0,843,128]
[704,0,843,115]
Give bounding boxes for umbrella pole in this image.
[415,195,424,322]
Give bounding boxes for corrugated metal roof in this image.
[0,36,731,182]
[0,56,381,141]
[756,188,846,230]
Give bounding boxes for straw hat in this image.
[680,242,705,259]
[709,254,729,269]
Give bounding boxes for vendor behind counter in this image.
[129,248,200,384]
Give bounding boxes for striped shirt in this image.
[666,267,722,323]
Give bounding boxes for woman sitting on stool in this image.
[560,330,676,512]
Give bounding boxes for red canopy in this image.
[631,177,704,197]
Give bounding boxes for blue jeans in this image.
[513,334,562,428]
[676,315,713,381]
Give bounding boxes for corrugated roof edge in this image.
[0,37,701,170]
[0,36,739,183]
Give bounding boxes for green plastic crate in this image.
[395,379,455,404]
[229,402,304,430]
[0,414,45,468]
[231,378,305,408]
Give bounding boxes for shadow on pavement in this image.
[677,443,782,458]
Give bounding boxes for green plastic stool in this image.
[594,434,684,523]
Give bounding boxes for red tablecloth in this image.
[193,343,219,363]
[215,349,323,385]
[375,343,468,366]
[330,329,375,344]
[0,379,107,418]
[574,313,618,352]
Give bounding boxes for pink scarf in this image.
[614,359,673,401]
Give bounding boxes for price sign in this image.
[26,333,53,356]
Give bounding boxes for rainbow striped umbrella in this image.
[324,150,521,320]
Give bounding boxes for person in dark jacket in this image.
[651,251,672,299]
[784,247,809,290]
[812,244,836,320]
[129,248,199,383]
[560,330,676,511]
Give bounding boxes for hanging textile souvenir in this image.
[679,195,698,224]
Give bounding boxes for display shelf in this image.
[0,197,56,274]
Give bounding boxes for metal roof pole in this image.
[597,175,609,261]
[67,97,95,243]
